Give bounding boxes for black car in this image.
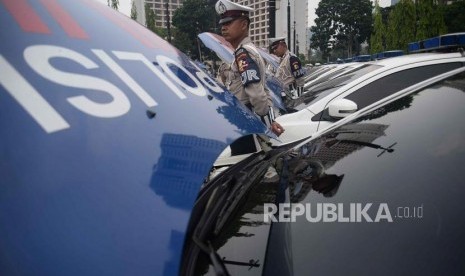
[182,67,465,275]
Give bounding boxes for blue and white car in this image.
[0,1,272,275]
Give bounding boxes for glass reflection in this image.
[150,133,226,210]
[287,123,393,203]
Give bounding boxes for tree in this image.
[172,0,217,60]
[130,0,137,20]
[416,0,447,40]
[310,0,337,60]
[107,0,119,10]
[385,0,416,51]
[334,0,372,57]
[370,0,385,54]
[145,3,156,33]
[310,0,372,59]
[442,0,465,33]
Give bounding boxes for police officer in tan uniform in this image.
[215,0,284,138]
[269,37,306,98]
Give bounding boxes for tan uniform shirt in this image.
[276,50,306,88]
[228,37,272,116]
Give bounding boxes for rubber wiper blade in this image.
[192,236,231,276]
[213,160,270,235]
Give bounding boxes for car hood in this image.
[0,1,269,275]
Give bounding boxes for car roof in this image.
[368,52,463,67]
[302,51,465,113]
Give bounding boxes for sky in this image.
[96,0,392,26]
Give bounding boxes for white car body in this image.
[274,52,465,146]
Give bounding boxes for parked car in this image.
[0,1,271,275]
[276,37,465,146]
[182,66,465,275]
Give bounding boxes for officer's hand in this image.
[271,122,285,136]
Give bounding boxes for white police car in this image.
[275,33,465,146]
[302,62,366,91]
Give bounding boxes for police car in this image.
[276,33,465,146]
[181,65,465,275]
[0,1,272,275]
[302,62,366,91]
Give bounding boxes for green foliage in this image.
[416,0,447,40]
[144,4,166,38]
[442,0,465,33]
[312,0,459,59]
[310,0,372,59]
[145,3,156,33]
[310,0,339,59]
[385,0,416,52]
[172,0,217,60]
[384,0,448,52]
[130,0,137,20]
[370,0,385,54]
[107,0,119,10]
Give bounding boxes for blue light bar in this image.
[352,55,371,62]
[408,33,465,53]
[372,50,404,60]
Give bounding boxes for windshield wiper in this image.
[192,236,230,276]
[213,155,271,235]
[192,236,260,275]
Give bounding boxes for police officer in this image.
[215,0,284,137]
[269,37,306,98]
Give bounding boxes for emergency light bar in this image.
[372,50,404,60]
[352,55,371,62]
[408,33,465,53]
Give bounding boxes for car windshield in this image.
[289,64,383,111]
[305,64,367,90]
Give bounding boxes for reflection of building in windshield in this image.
[290,123,389,203]
[314,123,389,167]
[150,133,226,210]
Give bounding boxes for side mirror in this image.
[328,99,357,118]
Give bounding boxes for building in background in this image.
[233,0,270,48]
[132,0,310,58]
[275,0,309,59]
[133,0,146,25]
[135,0,183,28]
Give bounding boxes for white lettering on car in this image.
[93,49,158,107]
[2,45,225,133]
[156,55,205,97]
[0,55,70,133]
[112,51,187,100]
[24,45,131,118]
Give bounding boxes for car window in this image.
[290,65,382,111]
[308,64,382,94]
[306,66,358,88]
[315,62,463,121]
[345,62,463,109]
